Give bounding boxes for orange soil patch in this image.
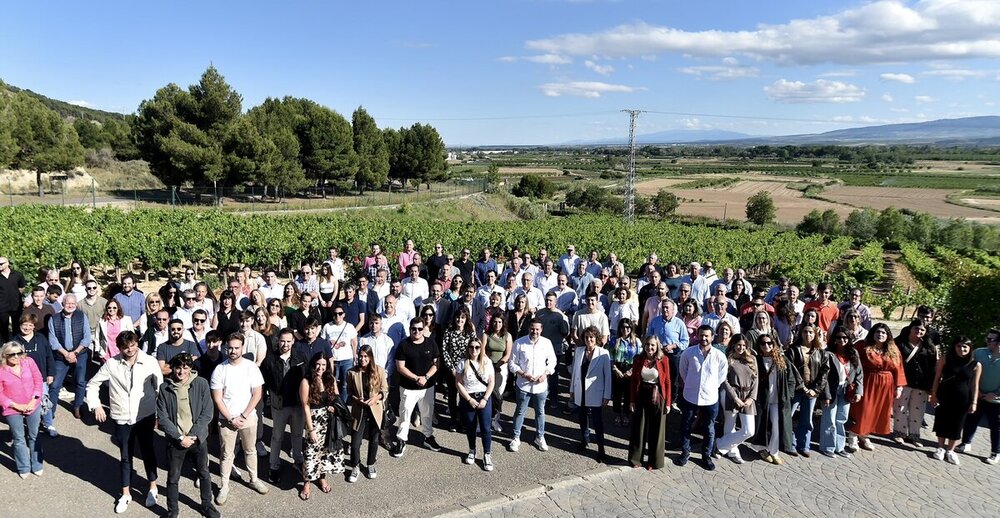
[822,186,1000,223]
[498,167,563,175]
[635,178,692,194]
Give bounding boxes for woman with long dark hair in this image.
[848,323,906,452]
[212,290,241,337]
[346,344,388,482]
[609,318,642,426]
[787,324,829,457]
[819,329,863,458]
[482,314,512,432]
[716,335,758,464]
[628,336,671,469]
[441,307,477,433]
[930,337,981,465]
[298,353,344,499]
[893,319,938,447]
[752,334,800,465]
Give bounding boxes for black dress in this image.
[933,358,977,440]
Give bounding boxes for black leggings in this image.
[114,414,158,488]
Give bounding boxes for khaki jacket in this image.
[347,366,388,431]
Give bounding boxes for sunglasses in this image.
[334,311,345,316]
[410,326,424,331]
[193,319,206,323]
[185,297,196,301]
[468,345,481,350]
[5,351,26,358]
[761,341,774,346]
[86,286,98,291]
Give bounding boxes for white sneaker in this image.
[483,453,494,472]
[256,441,267,457]
[957,443,972,454]
[727,450,745,464]
[115,495,132,514]
[47,426,59,438]
[145,489,158,507]
[534,436,549,452]
[58,388,74,402]
[945,451,960,465]
[932,448,946,460]
[986,454,1000,465]
[508,438,520,452]
[464,450,476,465]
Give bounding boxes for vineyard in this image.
[0,205,852,285]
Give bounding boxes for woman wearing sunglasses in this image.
[455,335,495,471]
[0,341,46,478]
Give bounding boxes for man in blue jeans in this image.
[959,328,1000,465]
[674,325,728,471]
[508,320,557,453]
[47,294,91,431]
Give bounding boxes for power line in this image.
[374,109,859,125]
[375,110,619,122]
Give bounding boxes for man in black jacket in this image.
[261,328,305,483]
[156,353,219,518]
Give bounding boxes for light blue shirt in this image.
[114,290,146,322]
[49,312,92,352]
[645,315,690,351]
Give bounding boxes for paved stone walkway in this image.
[437,413,999,518]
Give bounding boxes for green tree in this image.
[102,117,140,161]
[875,207,907,244]
[651,189,679,217]
[907,212,937,244]
[8,92,85,196]
[845,209,878,241]
[940,218,974,249]
[73,118,106,149]
[295,100,357,194]
[745,191,776,225]
[0,95,19,167]
[352,106,389,194]
[397,123,447,189]
[247,98,308,197]
[512,175,555,199]
[383,127,404,184]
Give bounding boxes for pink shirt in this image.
[398,250,416,274]
[105,318,123,360]
[0,357,44,416]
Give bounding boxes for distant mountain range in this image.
[565,116,1000,147]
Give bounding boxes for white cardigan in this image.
[96,316,136,359]
[569,346,613,408]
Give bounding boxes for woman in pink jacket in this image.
[0,341,46,478]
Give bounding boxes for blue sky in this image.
[3,1,999,145]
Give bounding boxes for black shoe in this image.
[797,449,811,458]
[448,424,458,433]
[597,450,607,464]
[674,452,690,467]
[577,442,590,451]
[390,441,406,458]
[425,436,442,452]
[267,469,281,484]
[783,449,799,457]
[704,456,716,471]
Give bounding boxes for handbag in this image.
[325,397,352,450]
[469,361,500,409]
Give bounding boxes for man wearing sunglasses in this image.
[79,280,108,341]
[156,352,219,518]
[86,331,163,513]
[390,317,441,458]
[157,319,200,376]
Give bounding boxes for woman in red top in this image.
[0,341,45,478]
[848,323,906,452]
[628,335,671,470]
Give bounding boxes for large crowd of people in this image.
[0,246,998,517]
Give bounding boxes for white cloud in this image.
[922,68,990,79]
[525,1,1000,65]
[890,107,910,112]
[914,95,935,103]
[764,79,865,103]
[584,60,614,76]
[680,118,712,129]
[500,54,572,64]
[679,58,759,80]
[880,73,916,83]
[539,81,644,98]
[882,93,894,102]
[68,100,93,108]
[832,115,887,124]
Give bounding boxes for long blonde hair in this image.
[728,335,758,379]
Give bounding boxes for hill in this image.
[565,128,754,145]
[709,116,1000,146]
[0,80,128,123]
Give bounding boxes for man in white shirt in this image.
[549,274,579,316]
[378,280,415,323]
[500,257,525,288]
[210,333,268,505]
[323,247,346,282]
[703,283,737,316]
[701,297,741,334]
[476,270,505,310]
[321,307,358,403]
[193,283,216,322]
[258,269,284,302]
[533,260,558,296]
[380,295,408,352]
[359,314,396,376]
[372,269,390,300]
[174,290,197,329]
[401,264,429,309]
[513,272,544,311]
[85,331,163,512]
[584,250,604,278]
[558,245,580,275]
[508,320,557,453]
[674,325,728,471]
[685,262,711,307]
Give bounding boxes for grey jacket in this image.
[723,359,759,415]
[156,373,214,444]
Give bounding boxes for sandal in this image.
[319,480,332,493]
[299,486,311,501]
